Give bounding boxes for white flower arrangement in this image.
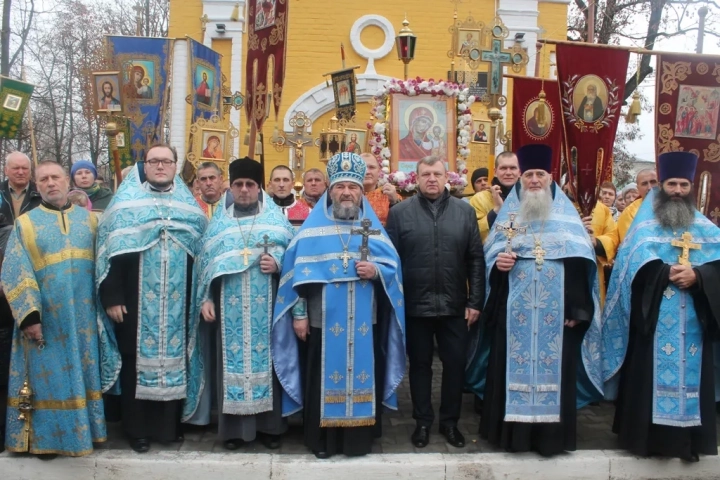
[367,78,475,190]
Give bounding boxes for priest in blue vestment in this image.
[96,145,207,453]
[466,144,603,456]
[2,161,110,457]
[602,152,720,462]
[273,152,406,459]
[184,158,295,450]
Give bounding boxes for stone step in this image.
[2,450,720,480]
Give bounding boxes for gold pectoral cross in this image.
[532,241,546,270]
[240,247,252,266]
[339,248,352,272]
[671,231,701,266]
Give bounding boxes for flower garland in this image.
[367,78,475,192]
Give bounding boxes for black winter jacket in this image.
[385,191,485,318]
[0,180,42,226]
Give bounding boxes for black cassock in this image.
[100,252,193,442]
[480,257,593,456]
[613,259,720,460]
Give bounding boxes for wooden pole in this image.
[587,0,595,43]
[21,66,37,165]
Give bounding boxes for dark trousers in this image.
[406,315,468,429]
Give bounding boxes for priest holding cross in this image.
[183,157,295,451]
[272,152,405,459]
[601,151,720,462]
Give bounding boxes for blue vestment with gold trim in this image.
[272,194,406,427]
[183,192,294,422]
[2,205,107,456]
[96,166,207,399]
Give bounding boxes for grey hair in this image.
[494,151,517,169]
[5,151,31,167]
[197,161,223,176]
[415,155,446,174]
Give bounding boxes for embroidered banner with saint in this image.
[245,0,289,132]
[0,76,34,139]
[511,76,563,179]
[187,39,223,122]
[106,36,173,164]
[654,53,720,225]
[556,43,629,216]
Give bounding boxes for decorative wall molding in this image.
[349,15,396,75]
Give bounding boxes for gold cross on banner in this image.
[532,241,546,270]
[671,231,700,266]
[496,213,526,253]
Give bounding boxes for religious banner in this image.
[106,36,173,164]
[187,38,222,122]
[330,68,356,121]
[0,76,34,139]
[511,76,563,179]
[556,43,630,216]
[655,53,720,225]
[245,0,289,132]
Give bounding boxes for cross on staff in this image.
[352,218,381,262]
[671,231,701,266]
[495,213,526,253]
[257,234,276,255]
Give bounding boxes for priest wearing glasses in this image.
[96,145,207,453]
[273,152,405,459]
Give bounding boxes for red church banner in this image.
[655,53,720,226]
[511,76,563,180]
[245,0,289,132]
[556,43,630,216]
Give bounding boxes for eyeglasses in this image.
[146,158,176,166]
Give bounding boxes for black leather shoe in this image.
[173,433,185,443]
[439,426,465,448]
[259,433,281,450]
[223,439,243,450]
[313,449,331,459]
[411,425,430,448]
[130,438,150,453]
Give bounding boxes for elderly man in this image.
[298,168,326,209]
[0,152,41,224]
[97,145,207,453]
[386,156,484,449]
[71,160,114,211]
[268,165,310,228]
[468,144,602,456]
[194,161,225,218]
[273,152,405,459]
[184,158,295,450]
[602,152,720,462]
[471,167,490,193]
[2,161,110,457]
[360,153,399,225]
[470,151,521,242]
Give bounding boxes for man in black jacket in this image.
[0,152,42,225]
[386,156,485,449]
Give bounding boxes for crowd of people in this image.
[0,144,717,465]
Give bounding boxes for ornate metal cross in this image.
[671,231,701,266]
[351,218,381,262]
[256,234,275,255]
[495,213,526,253]
[338,249,352,272]
[481,38,513,96]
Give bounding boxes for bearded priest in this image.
[468,144,603,456]
[272,152,406,459]
[602,151,720,462]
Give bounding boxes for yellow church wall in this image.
[169,1,568,183]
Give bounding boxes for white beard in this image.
[519,185,552,223]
